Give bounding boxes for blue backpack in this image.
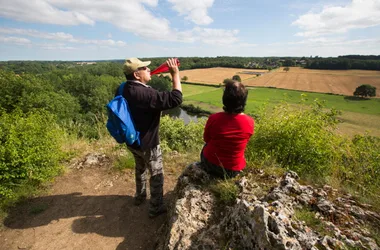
[106,82,140,145]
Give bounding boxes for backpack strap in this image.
[118,82,127,96]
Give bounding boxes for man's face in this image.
[134,66,151,83]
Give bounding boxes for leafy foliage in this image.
[182,76,188,81]
[159,116,206,152]
[341,135,380,194]
[247,100,341,177]
[0,110,64,200]
[149,74,172,91]
[353,84,376,98]
[0,70,81,123]
[246,99,380,198]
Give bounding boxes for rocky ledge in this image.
[157,163,380,250]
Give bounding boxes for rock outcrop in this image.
[157,163,380,250]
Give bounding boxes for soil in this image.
[0,160,179,250]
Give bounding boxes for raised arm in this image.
[167,58,182,93]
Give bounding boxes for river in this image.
[162,107,206,124]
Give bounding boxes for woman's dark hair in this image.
[222,79,248,114]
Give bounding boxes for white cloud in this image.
[168,0,214,25]
[39,43,77,50]
[0,26,240,48]
[293,0,380,37]
[192,27,239,45]
[0,27,127,47]
[0,36,31,45]
[0,0,172,40]
[0,0,94,25]
[170,27,240,45]
[288,36,380,48]
[0,0,240,45]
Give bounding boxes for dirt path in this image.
[0,158,179,250]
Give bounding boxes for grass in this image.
[185,86,380,115]
[181,83,220,97]
[114,152,135,170]
[210,178,239,205]
[294,207,334,237]
[182,84,380,136]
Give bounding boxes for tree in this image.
[149,75,171,91]
[182,76,188,81]
[283,59,295,67]
[353,84,376,98]
[232,75,241,82]
[283,67,290,72]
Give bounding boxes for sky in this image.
[0,0,379,61]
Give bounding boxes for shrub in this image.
[341,135,380,194]
[0,110,64,200]
[246,100,342,177]
[353,84,376,98]
[149,75,171,91]
[180,104,212,115]
[245,98,380,206]
[159,116,206,152]
[182,76,188,81]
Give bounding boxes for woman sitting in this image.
[200,79,254,178]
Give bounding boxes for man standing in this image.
[120,57,182,218]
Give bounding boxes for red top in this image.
[203,112,254,171]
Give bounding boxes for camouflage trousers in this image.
[127,145,164,212]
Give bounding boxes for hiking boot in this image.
[134,196,146,206]
[149,205,167,218]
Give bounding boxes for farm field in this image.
[180,67,268,84]
[243,67,380,97]
[181,84,380,137]
[181,67,380,97]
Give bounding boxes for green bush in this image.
[180,104,212,115]
[159,116,206,152]
[0,110,64,200]
[246,100,342,177]
[245,98,380,203]
[342,135,380,194]
[149,75,172,91]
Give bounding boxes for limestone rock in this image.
[157,164,380,250]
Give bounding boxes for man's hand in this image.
[166,58,181,92]
[167,58,179,75]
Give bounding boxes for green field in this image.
[182,84,380,136]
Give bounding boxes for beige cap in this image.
[123,57,151,75]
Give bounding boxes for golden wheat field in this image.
[180,67,268,84]
[181,67,380,97]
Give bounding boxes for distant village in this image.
[245,58,307,69]
[75,61,97,65]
